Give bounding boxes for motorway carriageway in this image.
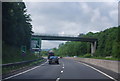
[2,58,118,81]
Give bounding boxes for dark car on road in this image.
[48,56,59,64]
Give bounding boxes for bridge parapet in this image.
[32,33,79,37]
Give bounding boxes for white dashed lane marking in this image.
[56,78,60,81]
[61,70,64,73]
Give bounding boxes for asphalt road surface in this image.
[3,58,116,81]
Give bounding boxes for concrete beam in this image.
[32,35,97,42]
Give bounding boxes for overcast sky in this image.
[24,0,118,49]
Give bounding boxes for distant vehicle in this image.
[58,56,62,59]
[49,56,59,64]
[74,56,77,58]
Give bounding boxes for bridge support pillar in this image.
[91,41,96,56]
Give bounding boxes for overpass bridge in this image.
[32,33,98,55]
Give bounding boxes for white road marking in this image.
[3,60,48,80]
[61,70,63,73]
[54,65,61,66]
[62,67,64,69]
[81,62,117,81]
[63,63,64,67]
[56,78,60,81]
[41,63,45,66]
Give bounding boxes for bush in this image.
[2,43,40,64]
[83,54,92,58]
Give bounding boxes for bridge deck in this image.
[32,35,97,42]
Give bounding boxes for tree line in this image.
[53,26,120,58]
[2,2,38,63]
[2,2,32,49]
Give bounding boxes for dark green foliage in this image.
[54,27,119,59]
[54,41,88,57]
[2,43,39,64]
[2,2,32,49]
[96,27,119,58]
[2,2,36,63]
[83,54,91,58]
[113,26,120,58]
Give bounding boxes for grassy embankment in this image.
[2,43,41,64]
[2,43,45,74]
[78,54,120,61]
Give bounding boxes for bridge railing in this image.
[32,33,79,37]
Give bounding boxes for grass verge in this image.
[2,59,45,75]
[2,43,41,64]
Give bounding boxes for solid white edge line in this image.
[3,60,48,80]
[81,62,117,81]
[56,78,60,81]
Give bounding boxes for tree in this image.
[55,27,119,58]
[2,2,32,49]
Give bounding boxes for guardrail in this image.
[2,58,44,68]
